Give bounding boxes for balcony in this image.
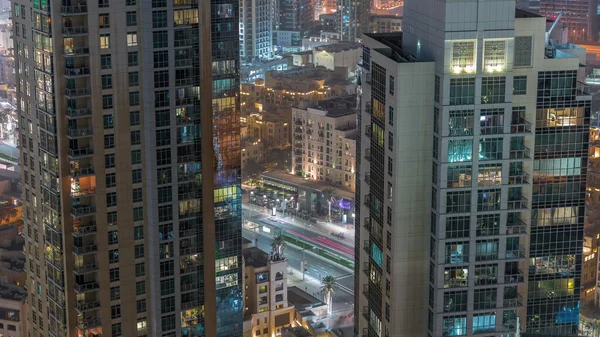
[363,240,370,254]
[173,0,198,6]
[73,243,97,255]
[71,205,96,218]
[362,306,370,321]
[77,317,101,331]
[506,220,527,235]
[509,146,531,160]
[68,147,93,159]
[504,270,525,284]
[363,217,371,230]
[508,171,529,185]
[66,107,92,119]
[362,284,369,297]
[74,281,100,294]
[71,187,95,197]
[510,119,532,134]
[364,148,371,161]
[61,4,87,15]
[67,127,93,139]
[362,262,370,277]
[181,283,198,292]
[64,46,90,57]
[75,300,100,313]
[365,173,371,185]
[69,166,94,178]
[507,197,528,210]
[65,66,90,77]
[503,294,524,308]
[365,126,371,138]
[62,25,88,36]
[363,194,371,207]
[65,88,91,99]
[73,262,98,275]
[504,246,526,260]
[577,81,591,99]
[72,222,97,236]
[175,58,193,67]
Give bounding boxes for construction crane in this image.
[545,12,563,58]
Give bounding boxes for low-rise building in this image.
[242,137,266,169]
[0,281,27,337]
[292,95,357,192]
[312,42,362,77]
[242,245,314,337]
[245,113,291,150]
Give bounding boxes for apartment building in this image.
[335,0,370,42]
[0,282,27,337]
[369,14,402,34]
[245,113,291,149]
[292,95,357,192]
[240,0,274,63]
[355,4,591,337]
[12,0,242,336]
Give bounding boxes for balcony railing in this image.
[74,281,100,294]
[65,67,90,77]
[502,294,524,308]
[507,197,528,210]
[73,243,98,255]
[510,119,532,133]
[71,205,96,217]
[504,246,527,260]
[73,262,98,275]
[64,47,90,56]
[69,166,94,178]
[62,25,89,35]
[364,148,371,161]
[77,317,101,331]
[365,173,371,185]
[508,171,529,185]
[362,284,369,297]
[72,222,97,236]
[61,4,88,15]
[65,88,91,99]
[66,107,92,118]
[363,194,371,207]
[67,127,93,138]
[504,270,525,284]
[68,147,93,159]
[362,262,370,276]
[577,81,591,96]
[509,147,531,160]
[363,240,370,254]
[71,187,95,197]
[506,222,527,235]
[75,300,100,313]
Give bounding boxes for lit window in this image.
[127,32,138,47]
[451,41,475,74]
[483,40,506,73]
[100,34,110,49]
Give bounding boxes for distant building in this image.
[242,137,266,170]
[245,113,291,149]
[370,14,402,33]
[0,282,27,337]
[312,42,362,77]
[336,0,370,42]
[292,95,357,192]
[241,58,290,84]
[301,31,341,51]
[274,0,314,51]
[240,0,274,63]
[242,244,314,337]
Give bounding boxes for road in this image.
[243,204,355,259]
[243,228,355,313]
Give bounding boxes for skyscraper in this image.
[13,0,242,336]
[356,2,591,337]
[336,0,369,41]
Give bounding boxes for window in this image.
[155,70,169,87]
[445,242,469,264]
[111,304,121,318]
[135,244,145,258]
[106,192,117,207]
[154,50,169,68]
[108,230,118,244]
[102,94,113,109]
[158,186,172,203]
[447,165,472,188]
[102,74,112,89]
[110,268,120,282]
[156,109,170,127]
[388,132,393,151]
[161,279,175,295]
[106,173,116,188]
[155,90,170,107]
[103,114,114,129]
[479,138,503,161]
[443,291,467,312]
[100,34,111,49]
[514,36,533,67]
[99,14,110,28]
[133,207,144,221]
[134,226,144,240]
[474,264,498,285]
[435,75,440,102]
[127,32,138,47]
[126,0,136,5]
[131,130,141,145]
[129,71,139,86]
[128,51,138,66]
[513,76,527,95]
[101,54,111,69]
[129,91,140,106]
[483,40,506,72]
[389,75,394,95]
[126,11,137,26]
[447,139,472,163]
[475,239,499,261]
[153,0,166,7]
[473,313,496,334]
[104,134,115,149]
[109,249,119,263]
[449,78,475,105]
[153,11,168,28]
[132,150,142,164]
[130,111,140,126]
[136,281,145,295]
[110,286,120,300]
[385,255,391,273]
[388,106,394,125]
[473,288,497,310]
[153,31,168,48]
[137,299,146,313]
[445,216,469,238]
[161,297,175,314]
[442,316,467,336]
[158,167,172,184]
[388,157,393,176]
[135,262,145,277]
[99,0,109,7]
[481,77,506,104]
[105,154,115,168]
[446,191,471,213]
[133,188,143,202]
[132,169,142,183]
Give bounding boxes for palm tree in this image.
[321,275,336,315]
[0,203,17,223]
[321,188,336,218]
[271,234,286,261]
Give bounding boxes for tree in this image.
[321,275,336,315]
[243,158,264,181]
[0,204,17,223]
[321,188,336,218]
[271,234,286,261]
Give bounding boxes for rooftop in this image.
[242,246,270,269]
[364,32,421,63]
[515,8,543,18]
[315,95,356,117]
[287,286,325,310]
[314,42,362,53]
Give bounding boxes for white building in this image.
[240,0,274,63]
[356,4,591,337]
[292,96,357,192]
[312,42,362,77]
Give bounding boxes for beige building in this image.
[242,245,314,337]
[244,113,290,150]
[292,96,357,192]
[0,282,27,337]
[240,67,355,108]
[312,42,362,76]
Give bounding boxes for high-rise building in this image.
[536,0,596,42]
[273,0,313,50]
[240,0,274,63]
[336,0,370,41]
[13,0,242,336]
[356,3,591,337]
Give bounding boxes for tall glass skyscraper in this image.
[12,0,242,335]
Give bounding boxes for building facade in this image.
[356,3,591,337]
[335,0,370,41]
[12,0,242,336]
[292,95,357,192]
[239,0,274,63]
